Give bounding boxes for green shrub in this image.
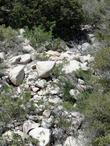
[24,26,52,47]
[58,75,76,103]
[0,0,84,38]
[0,84,34,128]
[94,47,110,70]
[78,91,110,146]
[81,0,106,26]
[75,69,92,83]
[45,38,67,52]
[92,135,110,146]
[0,25,17,41]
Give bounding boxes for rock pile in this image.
[0,31,94,146]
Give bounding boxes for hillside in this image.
[0,0,110,146]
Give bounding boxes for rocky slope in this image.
[0,29,97,146]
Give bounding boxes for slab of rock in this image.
[9,65,25,86]
[23,120,40,134]
[20,54,32,64]
[29,127,51,146]
[81,42,90,51]
[36,61,55,78]
[80,54,94,63]
[0,52,5,62]
[10,54,31,64]
[10,55,21,64]
[64,136,84,146]
[2,131,13,142]
[22,44,35,53]
[62,60,81,74]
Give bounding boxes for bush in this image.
[0,25,17,41]
[81,0,106,26]
[45,38,68,52]
[94,47,110,71]
[78,91,110,146]
[0,84,34,130]
[24,26,52,47]
[0,0,84,38]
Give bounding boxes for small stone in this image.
[49,96,62,104]
[31,64,36,70]
[31,86,39,92]
[69,89,80,97]
[35,79,47,89]
[78,79,85,85]
[43,110,51,118]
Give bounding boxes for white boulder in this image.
[0,52,5,62]
[20,54,32,64]
[29,127,51,146]
[80,54,94,63]
[9,65,25,86]
[36,61,55,78]
[81,42,90,51]
[22,44,35,53]
[64,136,84,146]
[23,120,40,134]
[62,60,81,74]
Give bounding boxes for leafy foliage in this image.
[0,84,34,130]
[94,47,110,71]
[24,26,52,47]
[0,25,17,41]
[0,0,84,38]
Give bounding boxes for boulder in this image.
[36,61,55,78]
[23,120,40,134]
[0,52,5,62]
[20,54,32,64]
[2,131,13,142]
[10,54,31,64]
[9,65,25,86]
[64,136,84,146]
[62,60,81,74]
[19,28,25,35]
[81,42,90,51]
[9,55,21,64]
[29,127,51,146]
[22,44,35,53]
[80,54,94,63]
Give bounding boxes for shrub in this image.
[45,38,68,52]
[58,74,76,103]
[94,47,110,71]
[81,0,106,26]
[24,26,52,47]
[0,25,17,41]
[0,0,84,38]
[0,84,34,129]
[78,91,110,146]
